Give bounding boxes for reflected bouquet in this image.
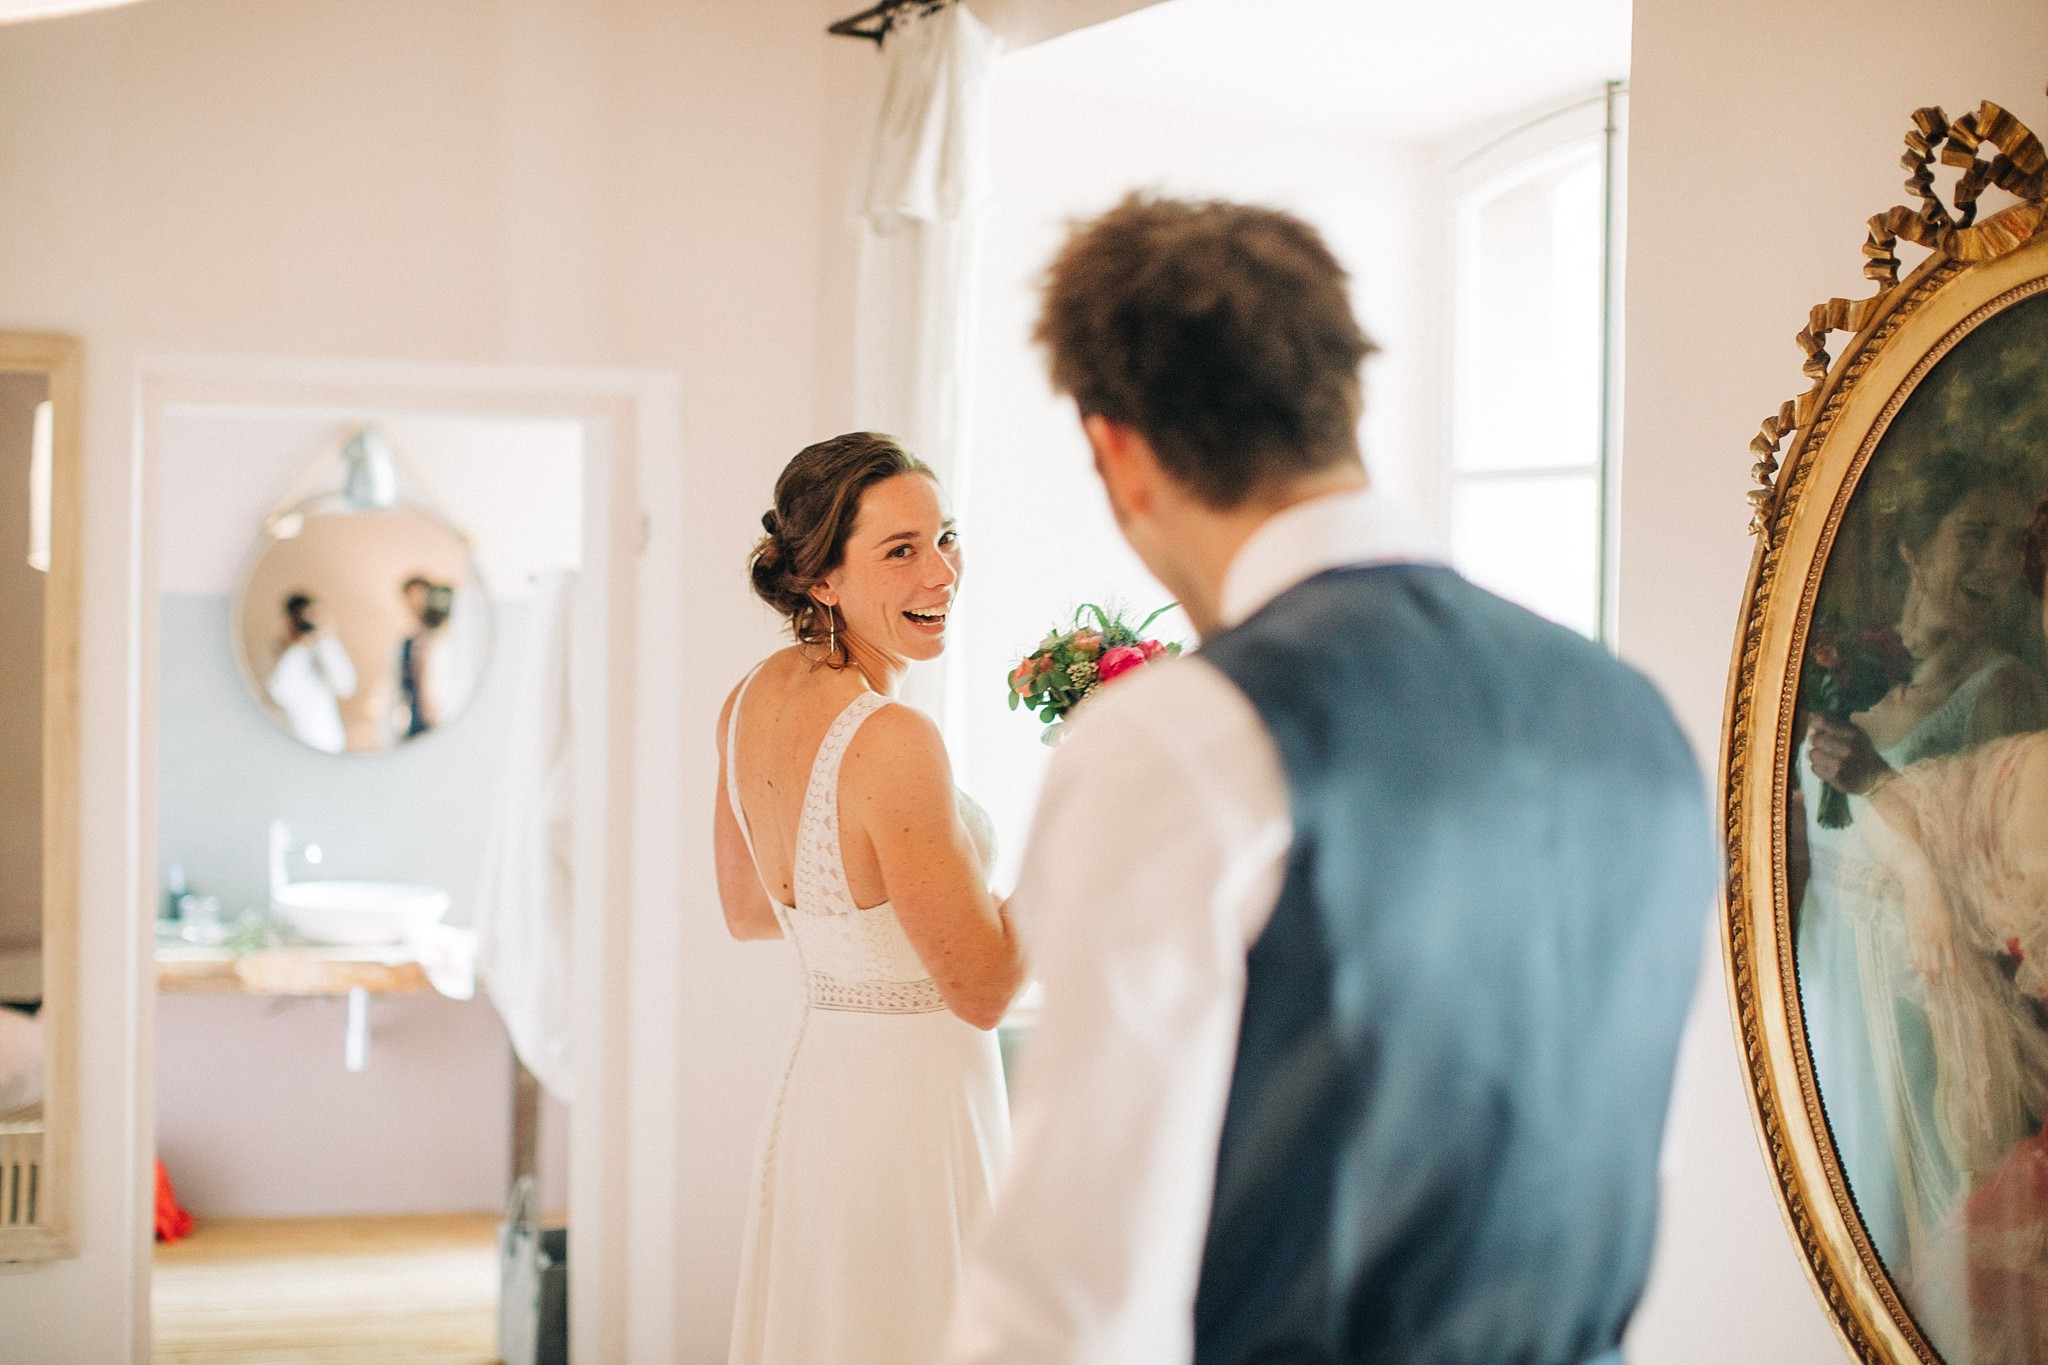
[1007,602,1181,742]
[1801,614,1914,829]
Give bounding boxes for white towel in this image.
[474,569,576,1101]
[409,923,477,1002]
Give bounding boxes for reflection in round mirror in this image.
[232,503,491,755]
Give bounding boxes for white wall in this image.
[1617,3,2048,1362]
[0,1,875,1359]
[158,410,586,603]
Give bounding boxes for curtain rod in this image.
[827,0,954,46]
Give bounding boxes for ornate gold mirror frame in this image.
[1724,92,2048,1361]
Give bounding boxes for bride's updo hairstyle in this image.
[751,432,933,663]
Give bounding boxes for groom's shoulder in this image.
[1061,652,1271,780]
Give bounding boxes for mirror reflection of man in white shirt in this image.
[266,592,357,754]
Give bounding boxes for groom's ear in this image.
[1082,414,1157,523]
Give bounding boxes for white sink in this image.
[271,881,450,946]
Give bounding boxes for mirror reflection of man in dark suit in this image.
[397,575,450,739]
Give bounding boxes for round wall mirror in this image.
[232,496,491,756]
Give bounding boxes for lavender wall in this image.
[156,992,568,1217]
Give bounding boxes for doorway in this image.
[151,402,578,1362]
[135,354,679,1364]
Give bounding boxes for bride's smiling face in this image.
[814,473,961,667]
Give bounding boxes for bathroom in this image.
[152,404,581,1355]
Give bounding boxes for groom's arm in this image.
[942,660,1287,1365]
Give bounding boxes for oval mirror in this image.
[232,487,492,756]
[1725,96,2048,1362]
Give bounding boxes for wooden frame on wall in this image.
[1724,89,2048,1362]
[0,332,83,1263]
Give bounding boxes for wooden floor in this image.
[153,1214,501,1365]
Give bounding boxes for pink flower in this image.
[1136,639,1168,661]
[1097,645,1149,683]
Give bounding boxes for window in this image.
[1447,86,1624,640]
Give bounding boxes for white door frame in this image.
[132,353,683,1363]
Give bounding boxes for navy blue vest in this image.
[1193,564,1712,1365]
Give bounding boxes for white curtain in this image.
[853,1,1001,484]
[474,569,577,1102]
[852,1,1002,721]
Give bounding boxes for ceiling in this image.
[999,0,1631,141]
[0,0,139,22]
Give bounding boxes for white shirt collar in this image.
[1217,485,1444,631]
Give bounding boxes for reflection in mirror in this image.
[1792,286,2048,1361]
[0,335,77,1260]
[232,430,492,756]
[0,371,49,1224]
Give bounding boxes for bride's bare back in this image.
[715,647,1019,1029]
[724,647,900,909]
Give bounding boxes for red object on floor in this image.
[154,1159,193,1244]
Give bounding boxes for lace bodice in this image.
[727,676,991,1015]
[1878,654,2021,770]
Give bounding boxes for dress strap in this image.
[795,691,892,911]
[724,663,767,871]
[808,691,891,803]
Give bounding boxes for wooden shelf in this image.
[156,946,434,998]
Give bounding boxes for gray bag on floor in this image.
[497,1174,568,1365]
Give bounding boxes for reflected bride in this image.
[712,432,1023,1365]
[1795,455,2046,1279]
[1863,491,2048,1364]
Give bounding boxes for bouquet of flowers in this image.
[1008,602,1182,742]
[1801,614,1915,829]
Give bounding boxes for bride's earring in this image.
[815,597,837,661]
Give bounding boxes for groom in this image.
[942,196,1715,1365]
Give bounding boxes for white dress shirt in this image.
[266,634,357,755]
[942,487,1441,1365]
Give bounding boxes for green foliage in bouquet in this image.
[1007,603,1182,736]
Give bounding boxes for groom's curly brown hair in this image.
[1035,193,1377,510]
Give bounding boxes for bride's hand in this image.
[1808,715,1892,794]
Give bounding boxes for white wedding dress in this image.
[725,680,1010,1365]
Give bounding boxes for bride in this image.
[714,432,1025,1365]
